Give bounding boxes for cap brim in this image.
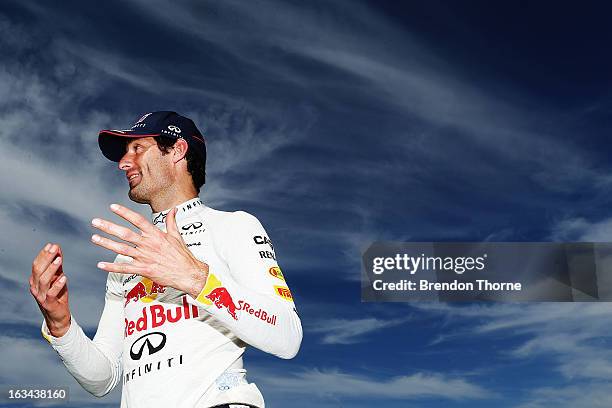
[98,130,161,162]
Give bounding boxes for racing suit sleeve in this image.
[186,211,302,359]
[41,265,124,397]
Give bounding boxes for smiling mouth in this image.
[128,173,141,186]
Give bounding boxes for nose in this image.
[118,151,133,171]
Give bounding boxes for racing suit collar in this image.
[151,197,204,226]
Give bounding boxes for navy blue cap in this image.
[98,111,206,163]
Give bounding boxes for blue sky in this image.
[1,1,612,407]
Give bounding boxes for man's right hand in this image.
[30,243,71,338]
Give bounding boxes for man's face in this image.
[118,137,174,204]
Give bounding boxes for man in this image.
[29,111,302,408]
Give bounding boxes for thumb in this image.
[165,207,180,237]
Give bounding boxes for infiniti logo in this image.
[168,125,181,133]
[182,222,203,231]
[130,332,166,360]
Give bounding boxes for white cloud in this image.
[308,317,410,344]
[416,303,612,382]
[550,216,612,241]
[0,10,316,332]
[515,382,612,408]
[257,368,494,401]
[2,3,611,406]
[0,334,121,405]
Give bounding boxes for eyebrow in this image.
[125,140,142,152]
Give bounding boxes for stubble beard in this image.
[128,183,150,204]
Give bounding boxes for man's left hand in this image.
[91,203,208,298]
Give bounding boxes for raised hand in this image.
[91,204,209,298]
[30,243,71,337]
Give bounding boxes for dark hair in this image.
[154,136,206,193]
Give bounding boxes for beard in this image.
[128,183,150,204]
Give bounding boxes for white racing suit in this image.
[41,197,302,407]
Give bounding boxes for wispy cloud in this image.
[550,216,612,241]
[257,367,494,401]
[416,303,612,382]
[0,334,121,404]
[3,1,612,406]
[308,317,410,344]
[515,382,612,408]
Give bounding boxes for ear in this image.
[173,138,189,163]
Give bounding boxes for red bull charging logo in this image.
[125,278,166,306]
[206,287,239,320]
[196,273,277,325]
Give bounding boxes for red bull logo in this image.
[194,273,277,324]
[206,287,239,320]
[125,279,166,306]
[150,281,165,295]
[124,295,199,337]
[237,300,277,325]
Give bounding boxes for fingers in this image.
[91,217,143,245]
[32,243,61,279]
[32,273,66,305]
[46,274,67,299]
[36,256,63,297]
[31,254,63,305]
[97,260,147,275]
[109,203,157,235]
[91,234,139,258]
